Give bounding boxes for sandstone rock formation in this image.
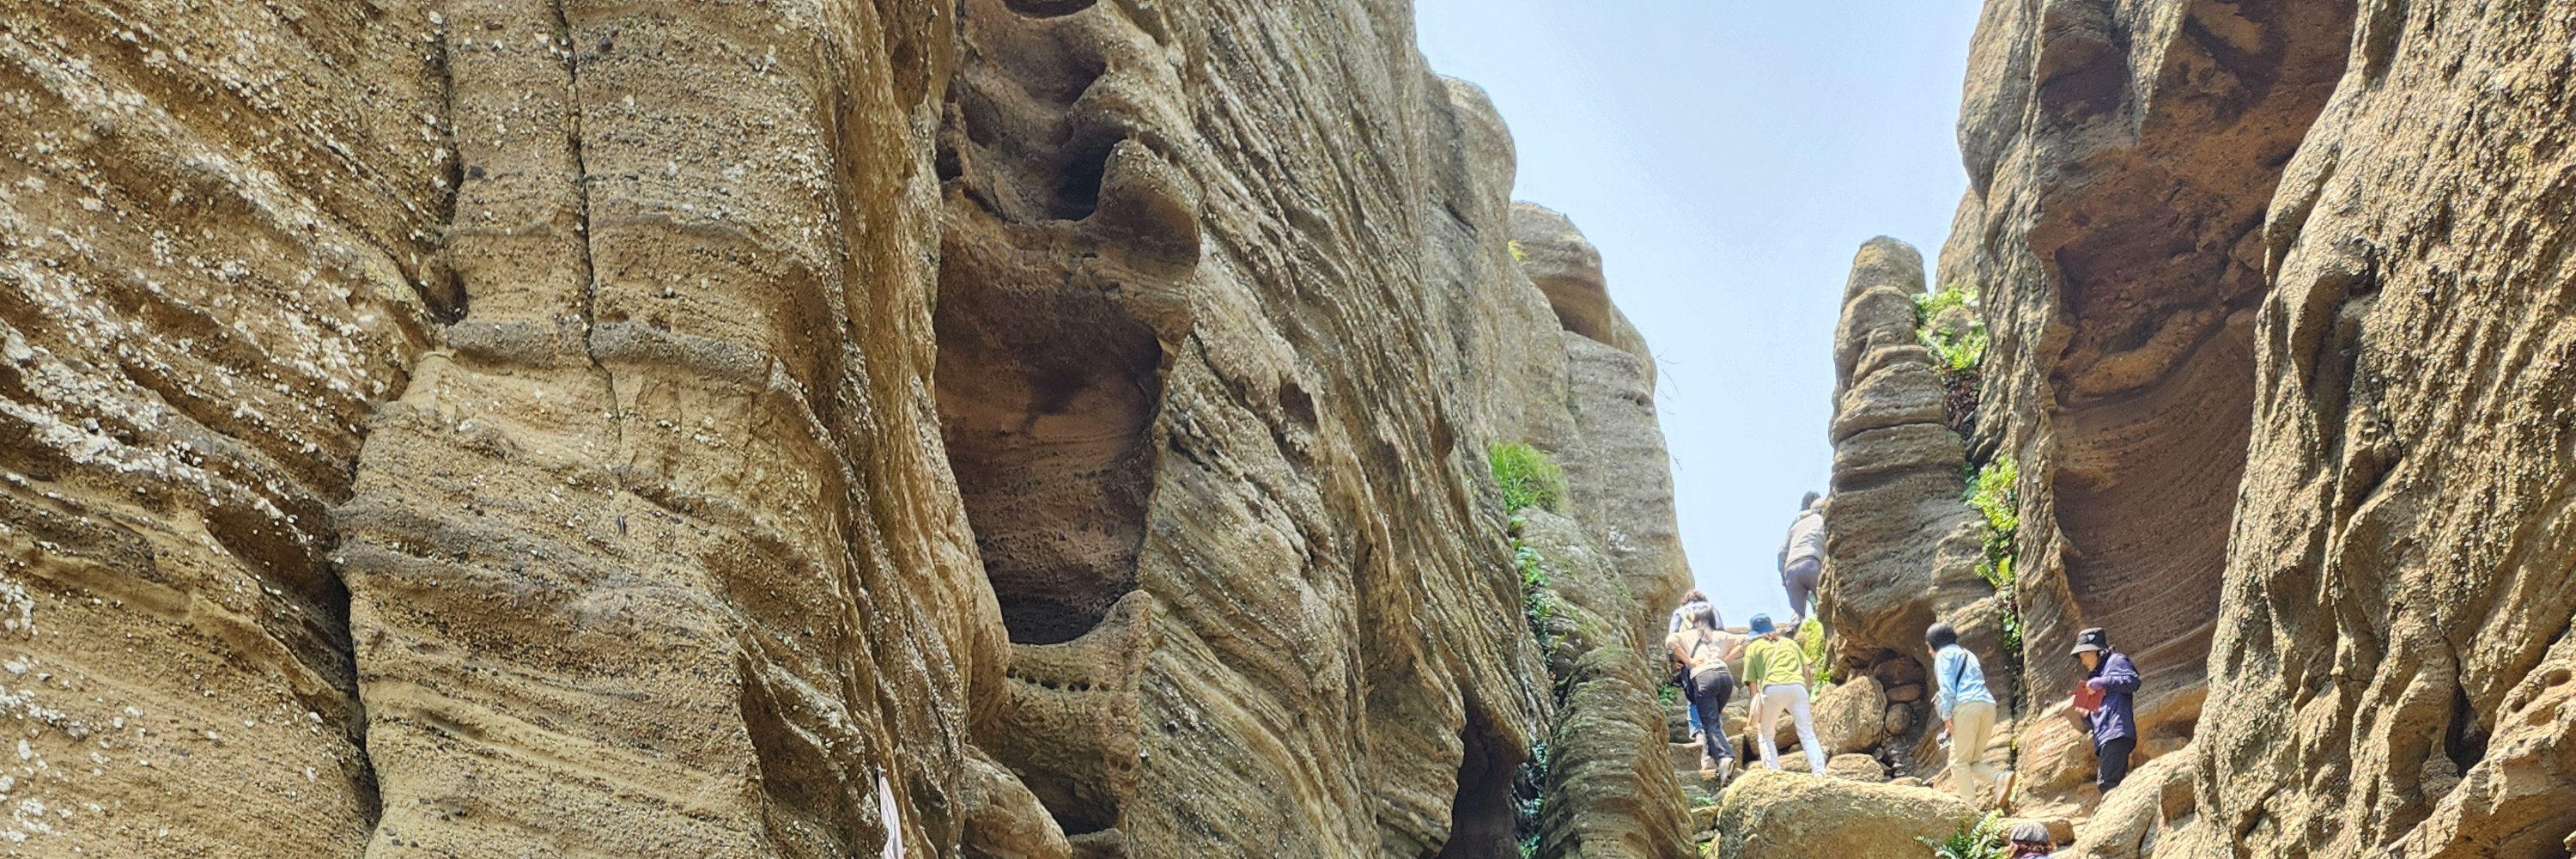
[1516,509,1694,859]
[1881,0,2576,854]
[1709,768,1980,859]
[2181,3,2576,854]
[1933,0,2359,802]
[2,0,1698,857]
[1818,238,2002,780]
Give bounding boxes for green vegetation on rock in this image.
[1921,811,2011,859]
[1916,286,1988,437]
[1965,455,2019,590]
[1965,454,2026,718]
[1914,286,1989,372]
[1490,443,1568,513]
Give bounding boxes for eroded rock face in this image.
[2182,3,2576,855]
[1936,0,2358,802]
[935,3,1695,856]
[337,2,998,856]
[0,3,448,853]
[1917,0,2576,853]
[1820,238,1994,716]
[8,0,1697,856]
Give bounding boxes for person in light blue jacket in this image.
[1929,621,2011,808]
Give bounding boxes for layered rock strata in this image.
[2182,3,2576,854]
[1929,0,2360,803]
[1819,239,2001,779]
[0,0,1698,857]
[1870,0,2576,854]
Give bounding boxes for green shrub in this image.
[1921,811,2010,859]
[1490,443,1567,513]
[1965,456,2020,589]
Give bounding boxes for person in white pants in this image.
[1741,613,1828,775]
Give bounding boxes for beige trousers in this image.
[1950,699,2004,806]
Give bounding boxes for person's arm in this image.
[1931,649,1956,722]
[1745,643,1770,688]
[2089,655,2142,694]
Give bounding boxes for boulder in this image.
[1710,768,1981,859]
[1884,704,1914,737]
[1826,754,1888,783]
[1884,683,1924,704]
[1802,677,1888,758]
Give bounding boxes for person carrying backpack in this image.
[2069,626,2142,793]
[1664,604,1744,782]
[1742,613,1826,775]
[1927,621,2011,808]
[1665,590,1718,743]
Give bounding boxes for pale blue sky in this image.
[1416,2,1984,618]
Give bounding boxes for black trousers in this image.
[2097,735,2138,792]
[1686,669,1736,763]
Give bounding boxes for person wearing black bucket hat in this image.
[2069,626,2141,792]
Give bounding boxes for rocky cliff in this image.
[0,1,1694,857]
[1819,0,2576,856]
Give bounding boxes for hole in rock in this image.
[2443,683,2488,773]
[935,222,1165,646]
[1435,700,1520,859]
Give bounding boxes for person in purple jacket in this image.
[2069,626,2141,792]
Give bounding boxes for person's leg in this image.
[1782,557,1820,624]
[1688,672,1733,767]
[2098,735,2137,792]
[1753,685,1784,771]
[1686,694,1703,740]
[1951,700,1996,805]
[1786,685,1826,775]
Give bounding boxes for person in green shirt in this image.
[1741,613,1826,775]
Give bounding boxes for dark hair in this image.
[1801,491,1822,509]
[1681,588,1707,604]
[1925,621,1959,650]
[1689,604,1721,631]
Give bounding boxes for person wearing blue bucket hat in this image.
[1741,613,1826,775]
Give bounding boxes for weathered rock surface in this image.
[1826,753,1888,783]
[1936,0,2359,802]
[2184,3,2576,855]
[1710,768,1980,859]
[0,2,453,854]
[3,1,1698,858]
[1519,508,1696,859]
[1819,238,1997,779]
[1902,0,2576,852]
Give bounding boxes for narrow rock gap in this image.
[1431,699,1520,859]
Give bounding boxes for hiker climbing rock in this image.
[1742,613,1827,775]
[1927,621,2011,809]
[2069,626,2142,793]
[1665,603,1744,783]
[1777,492,1826,625]
[1666,589,1717,742]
